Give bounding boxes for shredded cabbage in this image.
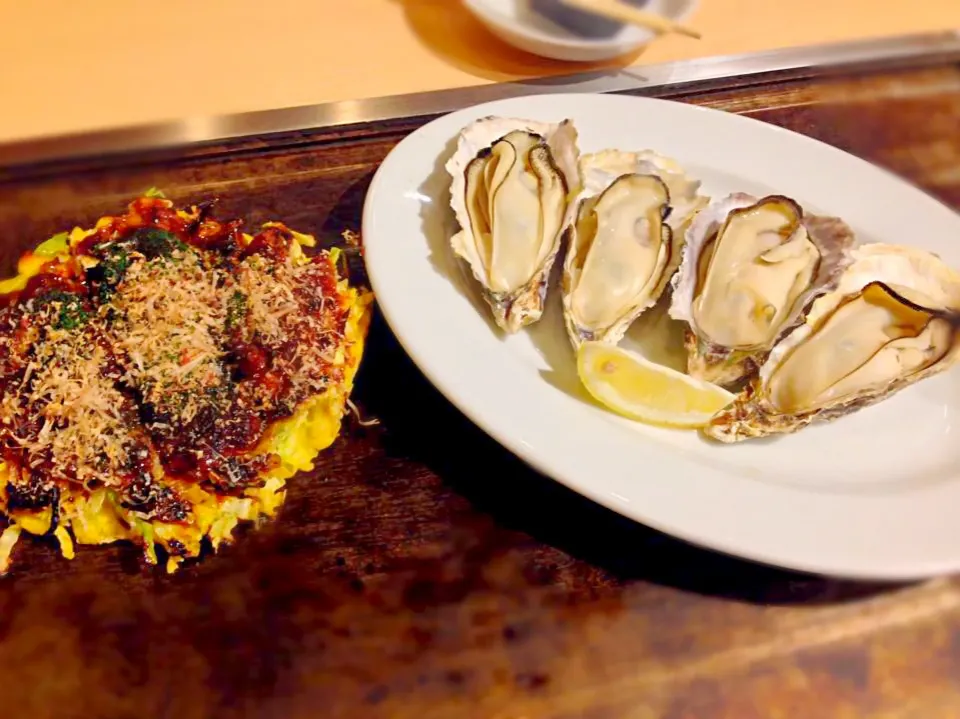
[0,525,21,574]
[34,231,70,256]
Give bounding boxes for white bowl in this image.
[463,0,700,62]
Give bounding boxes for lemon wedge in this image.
[577,341,735,428]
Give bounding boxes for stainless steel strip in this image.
[1,30,959,169]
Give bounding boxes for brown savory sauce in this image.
[0,197,348,525]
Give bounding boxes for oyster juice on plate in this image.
[668,192,856,388]
[706,243,960,442]
[561,150,709,348]
[446,116,581,333]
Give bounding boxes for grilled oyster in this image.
[446,116,580,333]
[705,243,960,442]
[577,149,707,231]
[561,150,708,348]
[669,192,855,387]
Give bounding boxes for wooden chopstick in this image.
[558,0,702,39]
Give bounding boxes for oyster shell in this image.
[577,149,707,231]
[705,243,960,442]
[561,150,708,347]
[446,116,580,333]
[669,192,855,387]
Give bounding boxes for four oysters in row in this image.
[445,116,960,442]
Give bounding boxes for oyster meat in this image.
[705,243,960,442]
[669,192,855,387]
[446,116,580,333]
[561,150,708,347]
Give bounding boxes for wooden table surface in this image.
[3,0,959,143]
[2,62,960,718]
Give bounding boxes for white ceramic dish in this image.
[463,0,699,62]
[361,93,960,580]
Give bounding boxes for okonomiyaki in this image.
[0,194,372,573]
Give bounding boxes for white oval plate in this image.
[362,93,960,580]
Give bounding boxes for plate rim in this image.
[361,91,960,581]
